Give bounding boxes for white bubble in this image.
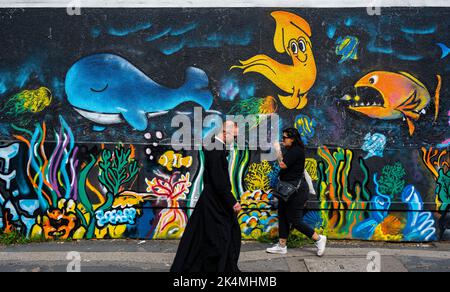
[144,133,151,140]
[149,155,154,160]
[153,142,158,147]
[146,149,151,155]
[156,131,163,139]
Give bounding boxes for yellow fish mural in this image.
[2,87,52,114]
[231,11,317,110]
[158,150,192,171]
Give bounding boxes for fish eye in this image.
[290,41,299,54]
[298,40,307,53]
[369,75,379,85]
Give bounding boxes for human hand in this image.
[274,142,282,153]
[233,202,242,214]
[274,142,283,161]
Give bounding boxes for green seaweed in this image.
[77,154,97,238]
[378,162,406,198]
[98,147,139,197]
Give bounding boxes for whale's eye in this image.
[90,84,109,93]
[290,41,299,54]
[369,75,379,85]
[298,40,307,52]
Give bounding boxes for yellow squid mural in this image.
[231,11,317,110]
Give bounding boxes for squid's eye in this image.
[298,40,307,52]
[290,41,299,54]
[369,75,379,85]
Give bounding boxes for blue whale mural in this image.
[65,53,214,131]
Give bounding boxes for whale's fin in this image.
[122,110,149,131]
[93,125,107,132]
[181,67,214,110]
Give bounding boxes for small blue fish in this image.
[335,36,359,63]
[362,133,386,160]
[437,43,450,59]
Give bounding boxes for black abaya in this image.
[170,143,241,272]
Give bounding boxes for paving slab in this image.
[304,256,408,272]
[239,258,290,272]
[285,257,309,272]
[397,256,450,272]
[1,240,449,272]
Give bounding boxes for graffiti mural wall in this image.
[0,7,448,241]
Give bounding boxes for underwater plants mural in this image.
[244,161,273,193]
[238,190,278,239]
[146,172,191,239]
[377,162,407,198]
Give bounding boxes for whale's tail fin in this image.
[181,67,214,110]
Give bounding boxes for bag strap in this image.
[295,173,304,189]
[279,173,304,189]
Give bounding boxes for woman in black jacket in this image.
[266,128,327,256]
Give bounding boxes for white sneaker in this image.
[315,235,327,257]
[266,244,287,254]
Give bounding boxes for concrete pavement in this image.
[0,240,449,272]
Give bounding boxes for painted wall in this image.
[2,0,450,7]
[0,8,448,242]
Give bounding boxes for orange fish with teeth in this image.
[345,71,441,136]
[231,11,317,110]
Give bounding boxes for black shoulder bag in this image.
[272,174,304,202]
